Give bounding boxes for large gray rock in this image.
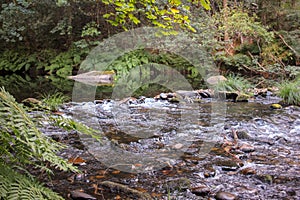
[206,75,227,85]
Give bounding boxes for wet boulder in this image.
[206,75,227,85]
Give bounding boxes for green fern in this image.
[49,116,101,142]
[0,163,64,200]
[0,87,81,199]
[0,87,77,172]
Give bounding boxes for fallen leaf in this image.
[111,170,121,174]
[95,175,105,179]
[151,193,162,198]
[68,157,86,165]
[135,187,148,193]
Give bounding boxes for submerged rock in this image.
[215,191,237,200]
[236,130,251,140]
[240,167,256,175]
[213,159,243,171]
[70,190,97,200]
[239,143,255,153]
[191,184,210,196]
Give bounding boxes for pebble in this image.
[239,143,255,153]
[204,165,216,177]
[215,191,237,200]
[191,184,210,196]
[173,143,184,149]
[240,167,256,175]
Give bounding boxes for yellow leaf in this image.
[171,8,180,14]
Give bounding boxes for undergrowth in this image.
[278,79,300,105]
[213,74,253,92]
[0,87,100,199]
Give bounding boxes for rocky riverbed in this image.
[37,93,300,200]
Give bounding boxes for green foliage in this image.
[107,49,150,77]
[106,48,202,90]
[0,87,77,171]
[278,80,300,105]
[0,0,64,48]
[285,65,300,79]
[81,21,101,38]
[0,0,33,42]
[41,92,70,111]
[0,163,64,200]
[0,50,40,72]
[0,87,102,199]
[0,46,86,77]
[0,87,79,199]
[0,74,74,102]
[214,74,253,92]
[257,0,300,31]
[50,116,101,142]
[214,9,274,44]
[102,0,210,33]
[45,46,87,77]
[218,53,252,71]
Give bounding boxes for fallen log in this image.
[68,70,115,86]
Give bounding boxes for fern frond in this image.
[0,163,64,200]
[49,116,101,141]
[0,87,78,172]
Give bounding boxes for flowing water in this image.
[55,98,300,200]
